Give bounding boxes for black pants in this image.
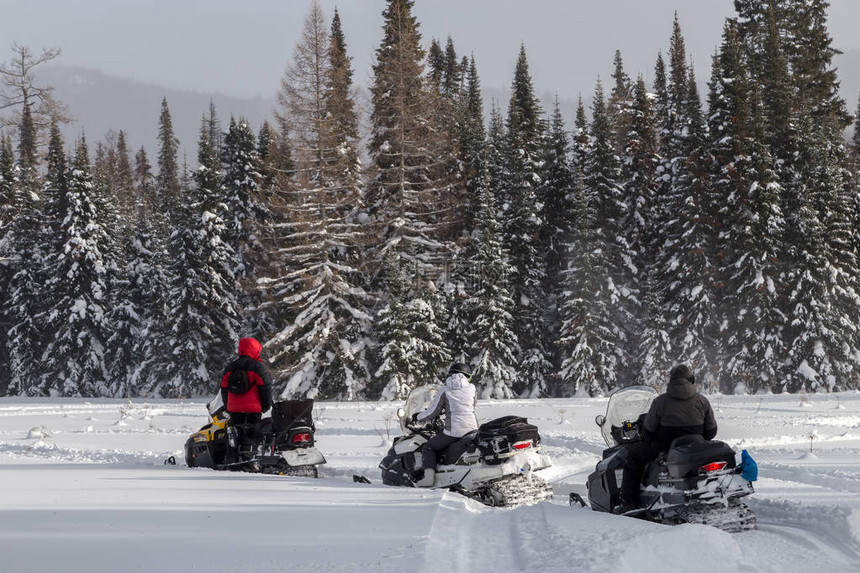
[617,441,660,505]
[420,433,458,471]
[225,412,261,463]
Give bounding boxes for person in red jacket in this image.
[219,337,273,464]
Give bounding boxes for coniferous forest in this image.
[2,0,859,400]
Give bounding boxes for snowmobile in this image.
[379,384,554,507]
[573,385,757,532]
[184,394,326,477]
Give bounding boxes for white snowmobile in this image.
[573,385,757,532]
[379,384,554,507]
[185,394,326,477]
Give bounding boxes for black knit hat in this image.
[669,364,695,384]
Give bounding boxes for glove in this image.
[411,413,420,424]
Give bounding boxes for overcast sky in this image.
[2,0,860,103]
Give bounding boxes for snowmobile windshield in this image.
[206,393,225,418]
[400,384,441,433]
[599,386,658,447]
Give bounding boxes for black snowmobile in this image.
[379,384,554,507]
[574,386,757,533]
[184,394,326,477]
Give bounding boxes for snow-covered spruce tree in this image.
[444,55,487,361]
[540,98,576,305]
[125,145,172,396]
[3,133,43,396]
[637,270,673,389]
[15,101,39,199]
[619,77,659,384]
[92,130,135,224]
[713,9,791,394]
[557,156,624,397]
[734,0,859,392]
[571,79,631,394]
[607,50,632,154]
[266,3,371,399]
[155,120,240,398]
[499,45,551,397]
[372,251,451,400]
[323,7,363,206]
[115,212,169,398]
[38,136,112,396]
[256,121,276,192]
[104,129,168,397]
[781,111,860,393]
[722,92,788,394]
[653,19,719,386]
[366,0,454,396]
[366,0,453,268]
[156,97,181,226]
[707,23,760,392]
[651,52,670,137]
[0,136,16,395]
[620,77,658,284]
[468,178,519,399]
[427,38,445,89]
[0,136,13,227]
[661,65,717,381]
[221,117,266,283]
[87,136,133,397]
[426,35,468,243]
[779,0,850,126]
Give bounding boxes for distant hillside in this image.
[42,65,276,166]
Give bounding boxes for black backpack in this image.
[227,369,252,394]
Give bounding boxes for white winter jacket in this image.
[416,373,478,437]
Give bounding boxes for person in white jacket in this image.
[413,362,478,487]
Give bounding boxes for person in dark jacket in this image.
[219,337,273,464]
[615,364,718,514]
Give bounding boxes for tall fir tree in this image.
[500,45,551,397]
[157,121,240,398]
[266,3,371,399]
[367,0,454,396]
[558,152,623,396]
[222,117,270,348]
[156,97,181,223]
[718,84,786,393]
[708,23,757,391]
[0,136,15,394]
[574,79,631,393]
[39,136,112,396]
[469,180,519,398]
[366,0,452,268]
[2,132,43,395]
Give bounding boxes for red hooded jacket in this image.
[219,338,273,414]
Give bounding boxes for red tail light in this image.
[512,440,533,450]
[701,461,728,472]
[292,433,311,444]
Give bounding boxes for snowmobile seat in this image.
[439,430,479,465]
[666,438,736,479]
[670,434,706,449]
[272,400,315,431]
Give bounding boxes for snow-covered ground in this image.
[1,392,859,573]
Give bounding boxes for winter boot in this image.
[416,468,435,487]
